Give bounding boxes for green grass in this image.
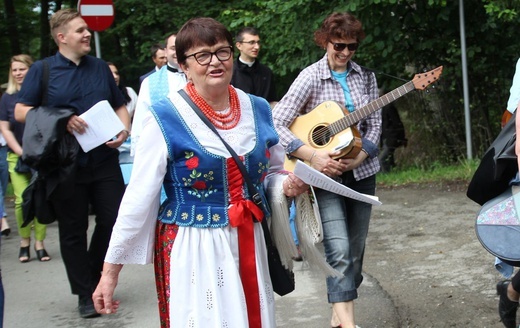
[376,159,479,187]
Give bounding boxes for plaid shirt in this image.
[273,54,381,180]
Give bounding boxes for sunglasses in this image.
[330,42,359,52]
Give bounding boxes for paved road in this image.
[1,200,399,328]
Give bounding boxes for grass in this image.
[376,159,479,188]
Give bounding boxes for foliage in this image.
[1,0,519,168]
[377,159,479,187]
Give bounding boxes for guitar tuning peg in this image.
[425,85,435,94]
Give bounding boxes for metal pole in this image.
[94,31,102,58]
[460,0,472,159]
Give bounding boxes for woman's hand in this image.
[92,263,123,315]
[336,150,368,172]
[311,149,368,177]
[283,173,309,197]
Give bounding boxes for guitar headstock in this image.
[412,66,443,90]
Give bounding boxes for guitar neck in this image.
[331,80,415,134]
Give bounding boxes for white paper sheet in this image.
[73,100,125,152]
[293,160,382,206]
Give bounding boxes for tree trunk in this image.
[40,0,51,58]
[3,0,21,55]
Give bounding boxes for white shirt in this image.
[130,67,187,155]
[507,58,520,113]
[125,86,138,119]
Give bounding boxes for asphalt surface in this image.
[0,200,400,328]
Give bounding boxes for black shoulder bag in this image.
[467,114,517,205]
[178,89,295,296]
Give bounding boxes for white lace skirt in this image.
[169,223,276,328]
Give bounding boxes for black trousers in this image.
[513,270,520,293]
[52,153,124,297]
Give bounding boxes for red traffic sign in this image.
[78,0,114,32]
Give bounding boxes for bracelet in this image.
[121,129,130,140]
[308,150,317,164]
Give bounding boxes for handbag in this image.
[475,185,520,261]
[15,157,32,173]
[21,172,56,227]
[178,89,295,296]
[467,114,517,205]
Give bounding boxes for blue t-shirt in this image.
[331,69,355,112]
[17,52,126,164]
[0,92,25,148]
[18,52,124,114]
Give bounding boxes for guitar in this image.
[284,66,443,171]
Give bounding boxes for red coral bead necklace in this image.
[186,82,241,130]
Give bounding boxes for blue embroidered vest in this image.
[150,94,278,228]
[148,66,170,105]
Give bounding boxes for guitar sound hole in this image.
[311,126,331,146]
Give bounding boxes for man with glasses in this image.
[231,27,277,106]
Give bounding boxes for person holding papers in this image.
[14,8,130,319]
[272,12,381,328]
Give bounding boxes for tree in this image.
[1,0,519,168]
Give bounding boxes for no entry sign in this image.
[78,0,115,32]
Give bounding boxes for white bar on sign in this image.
[80,5,114,16]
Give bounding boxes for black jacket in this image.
[21,106,79,226]
[231,58,277,103]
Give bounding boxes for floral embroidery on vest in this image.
[182,151,217,202]
[258,145,271,182]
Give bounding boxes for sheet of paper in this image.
[293,160,382,206]
[73,100,125,153]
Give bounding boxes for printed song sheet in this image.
[293,160,382,206]
[73,100,125,152]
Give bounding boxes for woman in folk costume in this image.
[93,17,308,327]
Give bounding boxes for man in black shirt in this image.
[231,27,277,106]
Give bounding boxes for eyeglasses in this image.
[185,46,233,66]
[330,42,359,52]
[239,40,261,46]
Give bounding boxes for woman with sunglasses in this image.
[273,12,381,328]
[93,17,307,327]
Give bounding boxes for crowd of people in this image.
[0,6,514,328]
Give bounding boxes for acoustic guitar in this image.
[285,66,443,171]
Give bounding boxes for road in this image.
[0,183,509,327]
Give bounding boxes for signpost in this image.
[77,0,115,58]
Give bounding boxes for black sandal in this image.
[35,248,51,262]
[1,218,10,237]
[19,246,30,263]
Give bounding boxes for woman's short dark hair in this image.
[314,12,366,49]
[176,17,233,65]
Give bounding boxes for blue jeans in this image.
[289,201,299,245]
[0,163,4,328]
[0,233,3,328]
[316,171,376,303]
[0,146,8,217]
